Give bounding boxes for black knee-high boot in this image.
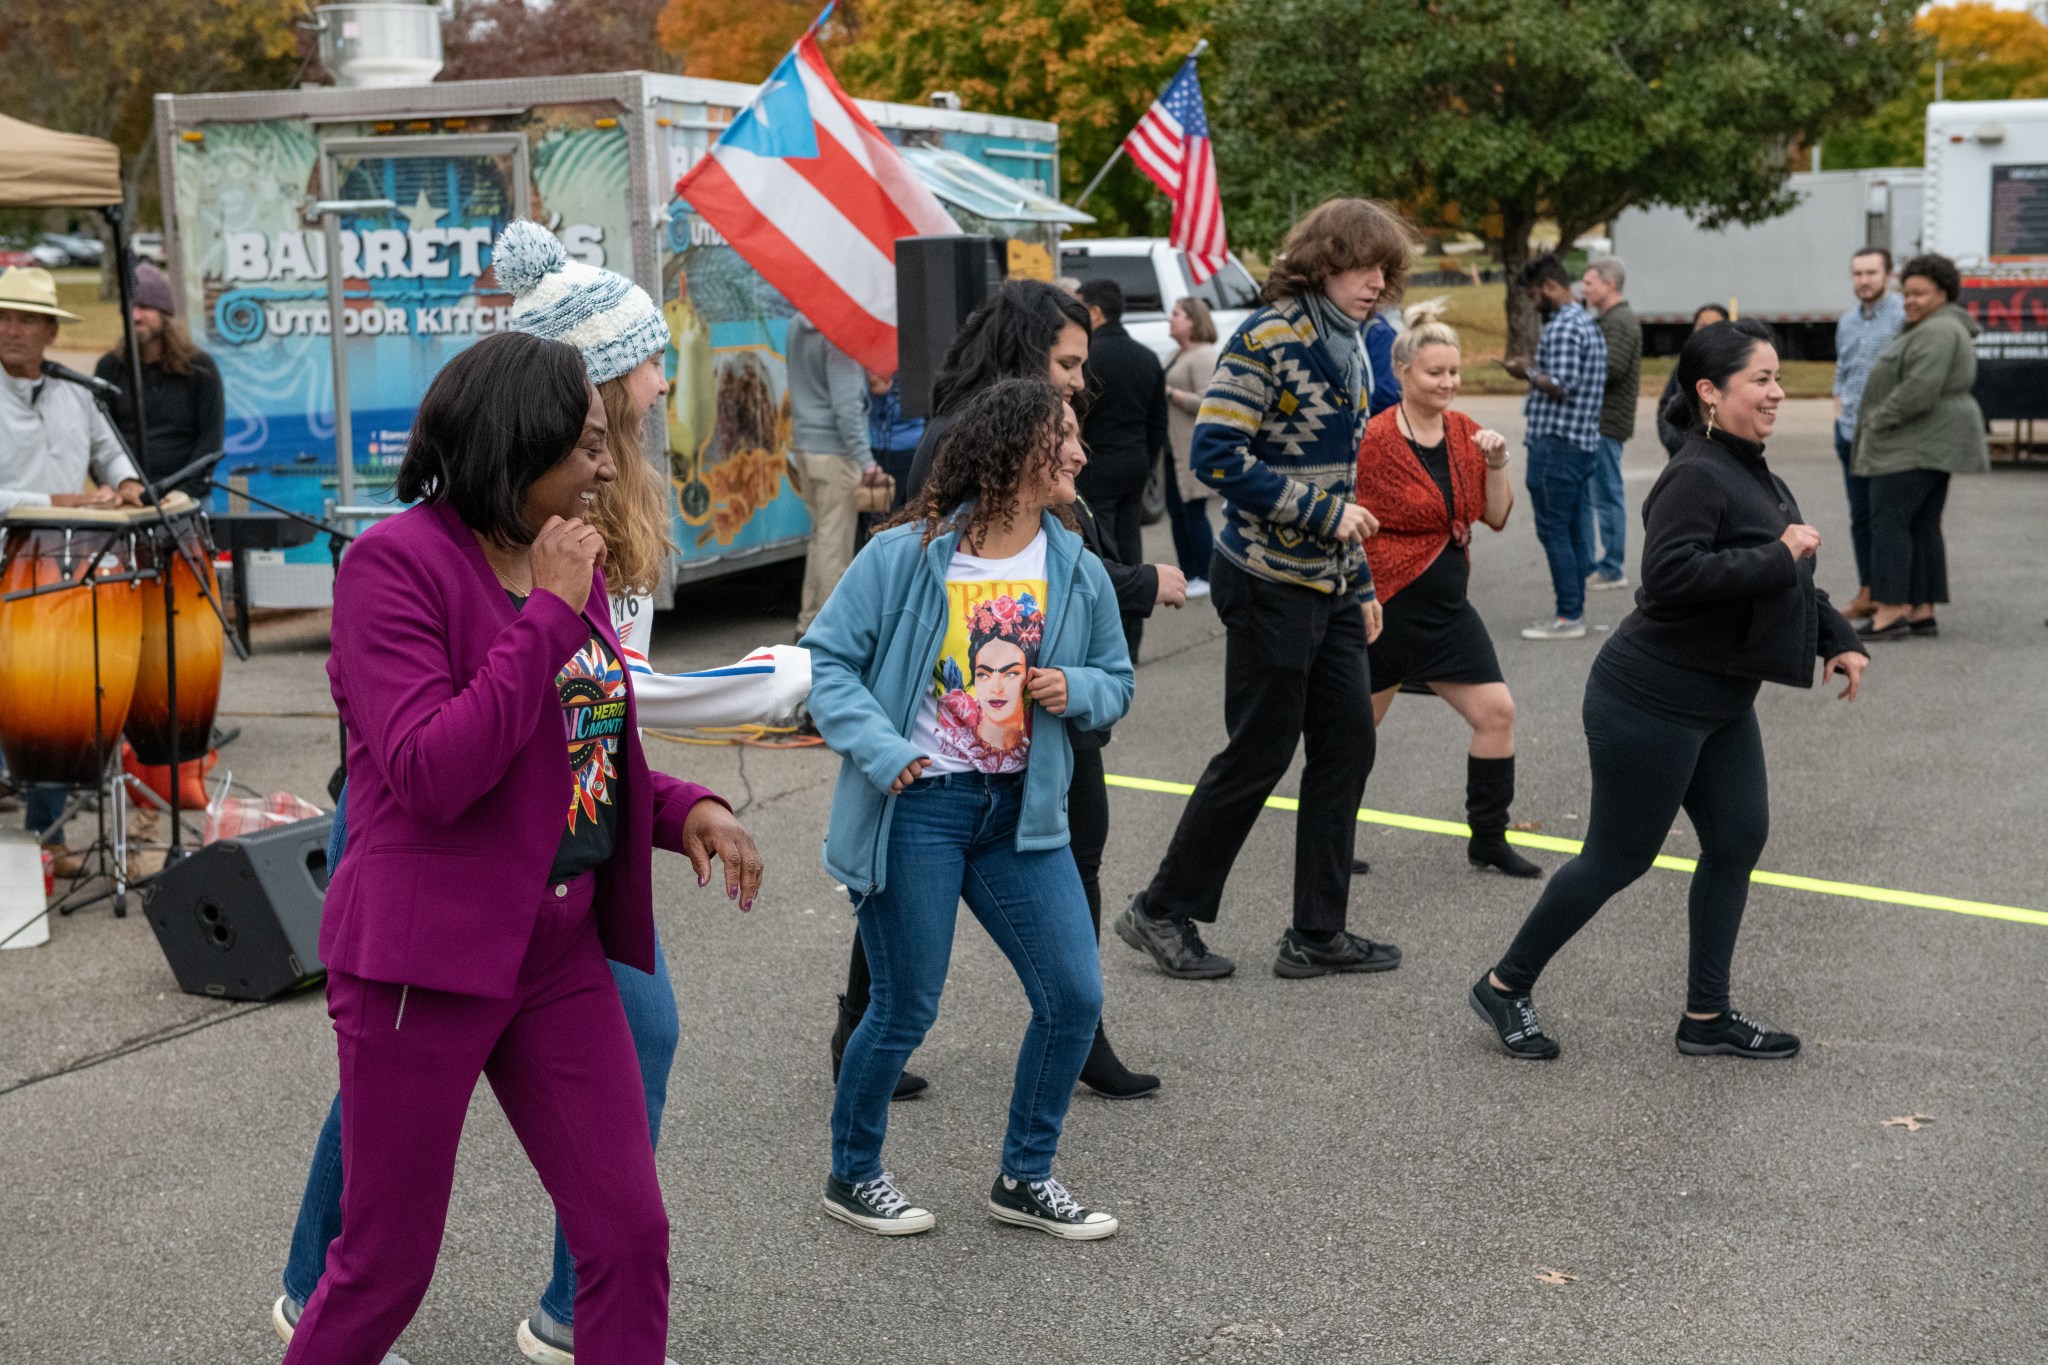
[1077,882,1161,1100]
[830,930,928,1100]
[1466,754,1543,878]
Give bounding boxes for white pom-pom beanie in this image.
[491,220,670,384]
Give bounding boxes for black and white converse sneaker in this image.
[987,1174,1118,1240]
[1468,975,1561,1059]
[1676,1009,1800,1060]
[822,1171,936,1235]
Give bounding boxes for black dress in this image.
[1366,437,1505,694]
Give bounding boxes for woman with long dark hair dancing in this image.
[804,378,1134,1238]
[833,280,1176,1100]
[1471,319,1868,1061]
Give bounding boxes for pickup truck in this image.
[1058,238,1261,519]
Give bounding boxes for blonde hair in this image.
[586,375,674,597]
[1391,320,1461,370]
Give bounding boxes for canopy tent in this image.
[0,111,123,208]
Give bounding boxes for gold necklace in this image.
[487,556,531,595]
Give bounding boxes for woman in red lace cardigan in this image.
[1355,320,1542,879]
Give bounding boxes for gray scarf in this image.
[1302,290,1371,425]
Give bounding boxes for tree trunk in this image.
[1498,211,1539,361]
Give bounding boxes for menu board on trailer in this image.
[1989,164,2048,262]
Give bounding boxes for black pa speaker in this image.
[896,235,1006,418]
[145,815,332,1001]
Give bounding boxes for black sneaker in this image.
[1115,897,1235,979]
[987,1174,1118,1240]
[822,1171,936,1236]
[1273,928,1401,978]
[1468,976,1561,1059]
[1676,1009,1799,1059]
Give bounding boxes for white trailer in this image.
[1923,98,2048,432]
[1609,169,1922,359]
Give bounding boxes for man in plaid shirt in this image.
[1504,254,1607,639]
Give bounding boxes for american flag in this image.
[1123,56,1229,284]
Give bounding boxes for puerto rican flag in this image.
[674,27,957,376]
[1123,56,1229,285]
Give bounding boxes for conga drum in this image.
[125,495,225,768]
[0,507,146,786]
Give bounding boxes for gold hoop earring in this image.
[1704,404,1717,438]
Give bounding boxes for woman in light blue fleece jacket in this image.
[800,378,1135,1242]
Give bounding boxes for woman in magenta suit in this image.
[283,332,761,1365]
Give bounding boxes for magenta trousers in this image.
[283,876,669,1364]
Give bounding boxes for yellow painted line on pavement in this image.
[1103,772,2048,929]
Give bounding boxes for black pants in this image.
[845,741,1113,1012]
[1142,557,1373,935]
[1866,468,1949,606]
[1090,490,1147,660]
[1492,662,1769,1015]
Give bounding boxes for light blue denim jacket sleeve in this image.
[800,537,927,793]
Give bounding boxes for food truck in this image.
[154,62,1081,605]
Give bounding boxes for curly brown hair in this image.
[882,376,1077,550]
[1263,197,1418,306]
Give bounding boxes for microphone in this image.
[41,359,123,400]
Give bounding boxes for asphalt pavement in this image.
[3,397,2044,1364]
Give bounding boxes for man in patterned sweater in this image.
[1117,198,1412,983]
[1504,254,1607,640]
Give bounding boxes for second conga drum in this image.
[0,509,145,786]
[126,496,225,768]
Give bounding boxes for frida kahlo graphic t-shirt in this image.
[912,531,1050,776]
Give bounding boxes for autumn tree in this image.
[1826,2,2048,169]
[834,0,1208,237]
[1209,0,1924,354]
[656,0,825,82]
[443,0,673,81]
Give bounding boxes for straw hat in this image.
[0,267,80,323]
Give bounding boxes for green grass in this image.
[1405,283,1834,398]
[51,268,124,354]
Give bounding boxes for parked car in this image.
[1059,238,1262,523]
[130,232,166,264]
[39,232,104,266]
[0,242,37,269]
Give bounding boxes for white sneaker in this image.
[1185,577,1211,599]
[516,1307,682,1364]
[273,1296,412,1365]
[1587,572,1630,591]
[1520,617,1588,641]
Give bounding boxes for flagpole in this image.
[1073,38,1208,210]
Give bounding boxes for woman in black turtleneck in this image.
[1471,319,1869,1062]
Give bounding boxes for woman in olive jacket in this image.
[1851,253,1988,640]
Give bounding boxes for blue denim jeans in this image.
[831,771,1101,1184]
[1525,434,1598,621]
[1833,430,1873,589]
[26,784,67,845]
[281,785,680,1327]
[1579,436,1627,581]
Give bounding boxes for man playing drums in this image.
[0,266,146,510]
[0,265,147,865]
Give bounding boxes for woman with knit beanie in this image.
[272,221,797,1365]
[1353,319,1542,879]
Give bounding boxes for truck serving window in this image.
[1059,250,1165,313]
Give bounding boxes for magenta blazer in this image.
[322,502,721,998]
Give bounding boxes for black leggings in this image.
[1492,665,1770,1015]
[845,745,1111,1012]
